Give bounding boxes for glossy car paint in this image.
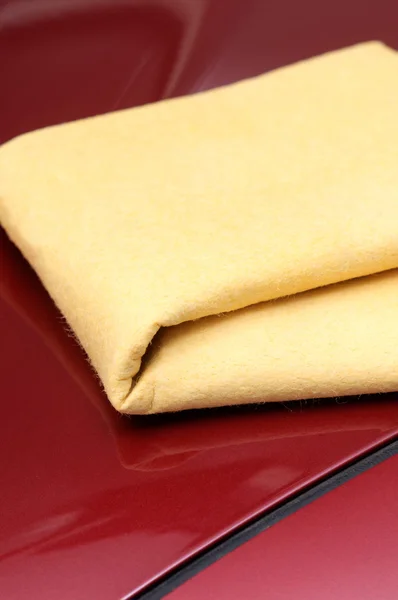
[0,0,397,598]
[168,452,398,600]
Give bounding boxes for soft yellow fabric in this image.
[1,41,397,414]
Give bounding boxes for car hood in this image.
[1,0,397,598]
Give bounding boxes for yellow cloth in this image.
[1,41,397,414]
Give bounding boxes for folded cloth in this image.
[1,41,397,414]
[3,231,397,470]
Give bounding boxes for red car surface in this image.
[0,1,397,599]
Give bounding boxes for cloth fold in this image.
[1,41,397,414]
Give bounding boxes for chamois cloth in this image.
[1,42,397,414]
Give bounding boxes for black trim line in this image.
[131,438,398,600]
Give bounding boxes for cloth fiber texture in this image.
[3,231,397,471]
[1,41,397,414]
